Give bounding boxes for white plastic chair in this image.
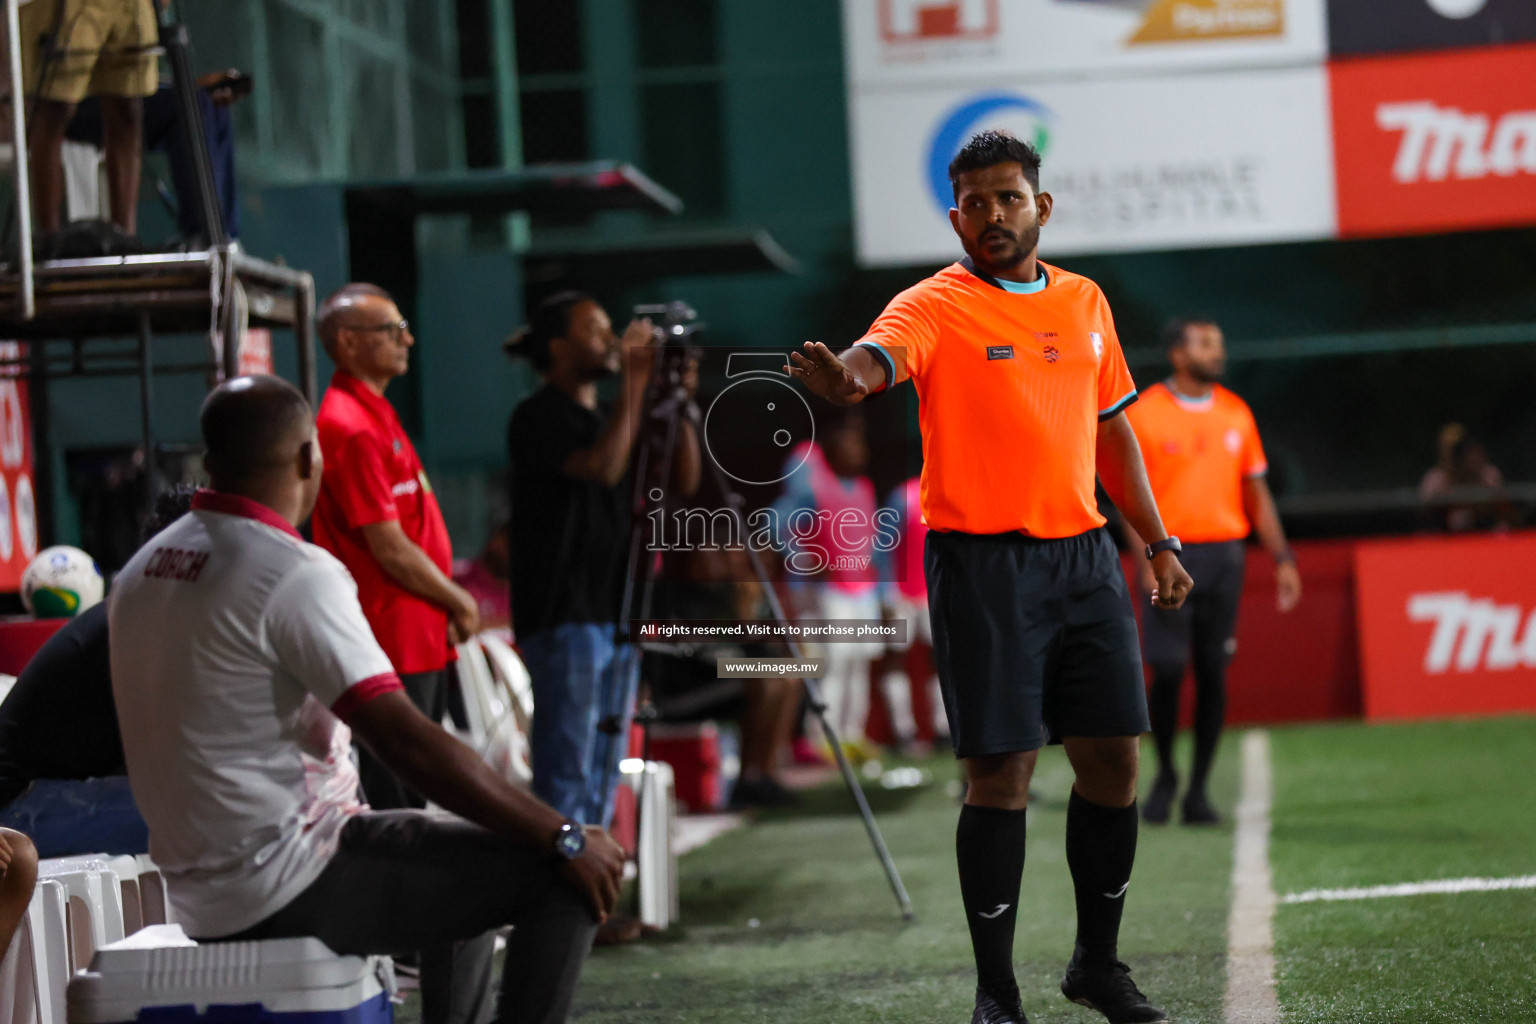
[36,858,124,973]
[474,636,535,788]
[619,761,679,930]
[458,641,532,790]
[133,855,172,927]
[449,642,496,749]
[0,878,69,1024]
[476,634,534,723]
[104,856,143,937]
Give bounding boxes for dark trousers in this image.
[1140,540,1247,790]
[359,669,446,810]
[223,811,597,1024]
[67,83,240,239]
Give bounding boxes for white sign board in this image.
[843,0,1328,89]
[848,66,1338,264]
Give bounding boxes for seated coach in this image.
[109,376,623,1024]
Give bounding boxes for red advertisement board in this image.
[1356,531,1536,721]
[0,341,37,591]
[1330,44,1536,239]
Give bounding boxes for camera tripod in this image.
[609,308,914,921]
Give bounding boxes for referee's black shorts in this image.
[1140,539,1246,672]
[926,526,1149,758]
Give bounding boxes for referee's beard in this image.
[964,218,1041,278]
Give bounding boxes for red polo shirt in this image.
[313,372,454,674]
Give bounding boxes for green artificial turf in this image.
[1269,715,1536,1024]
[567,740,1237,1023]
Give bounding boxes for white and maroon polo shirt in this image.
[109,489,403,938]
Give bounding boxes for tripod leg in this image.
[741,542,914,919]
[801,671,915,921]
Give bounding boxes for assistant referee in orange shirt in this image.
[791,132,1191,1024]
[1124,320,1301,827]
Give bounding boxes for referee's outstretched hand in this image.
[788,341,870,405]
[1149,551,1194,609]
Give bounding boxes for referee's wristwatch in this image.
[1145,536,1182,561]
[552,821,587,861]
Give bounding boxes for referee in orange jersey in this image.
[1124,320,1301,827]
[791,132,1190,1024]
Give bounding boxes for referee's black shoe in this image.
[1061,956,1169,1023]
[971,985,1028,1024]
[1142,771,1178,824]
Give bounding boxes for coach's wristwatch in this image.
[552,821,587,861]
[1145,536,1182,560]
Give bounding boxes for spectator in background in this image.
[505,291,698,829]
[874,475,947,754]
[771,412,885,765]
[67,68,247,244]
[644,547,799,809]
[0,485,194,858]
[453,518,512,633]
[1419,423,1513,532]
[313,283,480,810]
[21,0,158,242]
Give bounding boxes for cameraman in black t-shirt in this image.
[505,292,700,832]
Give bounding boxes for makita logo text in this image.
[1377,102,1536,183]
[1407,592,1536,673]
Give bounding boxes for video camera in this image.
[634,301,703,398]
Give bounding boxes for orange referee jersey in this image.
[1127,382,1268,543]
[854,260,1137,537]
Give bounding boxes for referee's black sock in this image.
[956,804,1027,1002]
[1065,789,1138,966]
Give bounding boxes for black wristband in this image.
[1145,536,1182,560]
[1274,547,1296,566]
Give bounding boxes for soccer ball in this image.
[21,546,105,618]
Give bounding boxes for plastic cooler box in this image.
[647,722,722,813]
[66,928,393,1024]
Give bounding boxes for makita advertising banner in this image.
[1356,532,1536,721]
[1330,44,1536,239]
[844,0,1536,262]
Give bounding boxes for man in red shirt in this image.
[313,283,481,810]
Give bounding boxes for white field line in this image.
[1284,874,1536,905]
[1224,730,1281,1024]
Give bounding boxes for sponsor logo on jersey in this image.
[392,479,421,498]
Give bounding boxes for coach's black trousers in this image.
[358,669,447,810]
[220,811,597,1024]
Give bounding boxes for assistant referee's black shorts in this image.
[926,526,1150,758]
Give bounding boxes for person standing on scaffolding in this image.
[19,0,158,247]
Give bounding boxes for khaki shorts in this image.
[18,0,158,103]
